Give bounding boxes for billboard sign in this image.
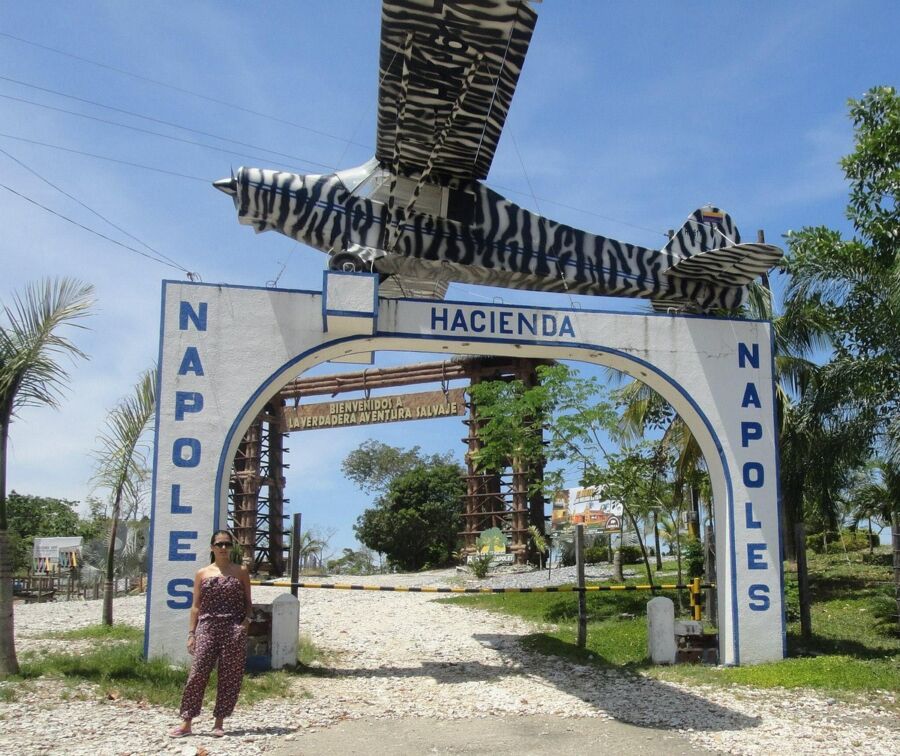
[551,486,622,532]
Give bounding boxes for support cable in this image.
[0,75,334,170]
[0,31,369,150]
[0,146,193,274]
[0,181,189,273]
[0,132,211,182]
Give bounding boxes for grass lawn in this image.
[0,624,325,707]
[444,550,900,695]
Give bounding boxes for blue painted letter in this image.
[170,484,191,514]
[741,421,763,447]
[748,584,770,611]
[179,301,207,331]
[175,391,204,421]
[747,543,768,569]
[745,501,762,529]
[738,342,759,369]
[169,531,198,561]
[178,346,204,376]
[167,578,193,609]
[741,382,762,409]
[172,438,201,468]
[431,307,448,329]
[743,462,764,488]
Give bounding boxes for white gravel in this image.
[1,571,897,755]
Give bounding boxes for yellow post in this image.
[691,577,702,621]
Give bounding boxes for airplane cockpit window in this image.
[336,158,383,194]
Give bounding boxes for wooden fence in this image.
[13,571,146,603]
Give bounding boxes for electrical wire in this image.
[0,30,670,239]
[0,92,329,173]
[488,181,669,239]
[0,75,339,171]
[0,132,211,182]
[510,131,542,217]
[0,181,189,273]
[0,31,369,150]
[0,145,192,274]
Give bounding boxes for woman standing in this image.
[169,530,253,739]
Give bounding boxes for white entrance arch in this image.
[146,274,785,666]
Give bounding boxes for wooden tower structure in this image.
[228,357,549,573]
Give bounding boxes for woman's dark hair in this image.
[209,529,235,563]
[210,529,233,546]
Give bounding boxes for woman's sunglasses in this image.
[213,541,233,549]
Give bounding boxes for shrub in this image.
[682,537,705,578]
[871,588,900,635]
[469,553,493,579]
[861,551,892,566]
[584,545,608,564]
[806,530,873,555]
[618,545,641,564]
[782,578,800,622]
[559,540,576,567]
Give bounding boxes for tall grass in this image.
[11,626,323,708]
[445,551,900,694]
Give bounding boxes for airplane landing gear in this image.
[328,252,367,273]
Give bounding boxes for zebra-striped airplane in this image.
[215,0,782,312]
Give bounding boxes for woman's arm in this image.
[186,570,203,653]
[240,565,253,626]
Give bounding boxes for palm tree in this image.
[0,278,93,676]
[848,460,900,553]
[92,368,156,625]
[615,282,828,561]
[296,530,327,570]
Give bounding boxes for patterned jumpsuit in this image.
[179,574,248,720]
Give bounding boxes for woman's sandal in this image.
[168,725,191,738]
[211,727,225,738]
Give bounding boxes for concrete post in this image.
[270,593,300,669]
[575,524,587,648]
[647,596,676,664]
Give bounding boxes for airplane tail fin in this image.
[663,205,740,259]
[662,205,782,287]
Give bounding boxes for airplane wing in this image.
[664,242,784,287]
[376,0,539,181]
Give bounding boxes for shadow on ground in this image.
[296,631,759,733]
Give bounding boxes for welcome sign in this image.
[147,272,783,666]
[281,389,466,431]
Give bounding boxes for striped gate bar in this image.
[251,580,714,594]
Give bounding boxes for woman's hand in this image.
[241,617,251,632]
[187,634,196,655]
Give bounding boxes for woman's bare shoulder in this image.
[195,565,217,580]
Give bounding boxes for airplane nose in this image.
[213,177,237,196]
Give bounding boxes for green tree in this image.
[468,363,617,495]
[847,460,900,553]
[586,445,665,584]
[5,492,81,573]
[784,86,900,467]
[342,439,456,494]
[92,368,155,626]
[295,529,327,570]
[0,277,93,676]
[354,462,465,571]
[327,547,376,575]
[468,364,666,578]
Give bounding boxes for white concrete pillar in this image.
[270,593,300,669]
[647,596,676,664]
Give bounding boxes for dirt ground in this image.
[267,715,717,755]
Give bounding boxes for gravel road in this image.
[0,570,896,755]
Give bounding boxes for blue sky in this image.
[2,1,897,556]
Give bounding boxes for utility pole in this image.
[892,512,900,634]
[575,524,587,648]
